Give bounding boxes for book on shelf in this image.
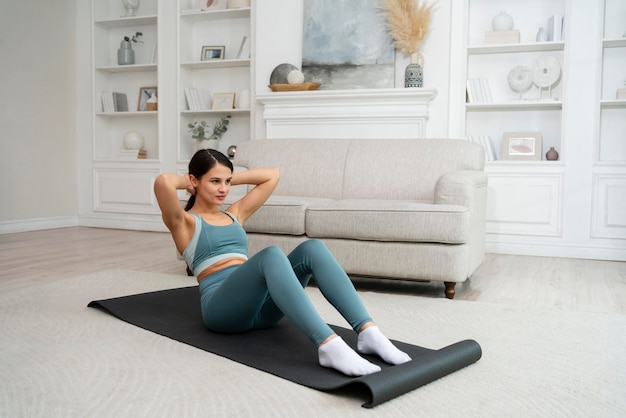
[119,149,147,160]
[547,15,564,42]
[237,36,250,59]
[101,92,128,112]
[184,87,212,111]
[466,136,496,161]
[466,79,493,104]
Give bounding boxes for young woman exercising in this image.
[153,149,411,376]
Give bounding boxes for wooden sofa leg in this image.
[444,282,456,299]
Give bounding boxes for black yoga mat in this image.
[88,286,481,408]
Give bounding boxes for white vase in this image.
[492,10,514,31]
[196,139,219,151]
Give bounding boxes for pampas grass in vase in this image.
[381,0,435,87]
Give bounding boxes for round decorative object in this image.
[546,147,559,161]
[227,145,237,159]
[531,55,561,88]
[404,52,424,88]
[507,65,532,99]
[532,55,561,100]
[123,131,144,150]
[287,70,305,84]
[492,10,514,31]
[270,63,300,84]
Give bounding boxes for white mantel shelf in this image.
[256,88,438,139]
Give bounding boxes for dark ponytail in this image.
[185,148,233,211]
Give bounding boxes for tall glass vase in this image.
[404,52,424,88]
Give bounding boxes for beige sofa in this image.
[224,138,488,299]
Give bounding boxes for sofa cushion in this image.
[305,199,469,244]
[234,139,350,199]
[230,195,333,235]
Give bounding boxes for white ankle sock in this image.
[318,336,381,376]
[357,326,412,365]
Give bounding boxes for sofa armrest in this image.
[435,170,488,276]
[434,170,487,209]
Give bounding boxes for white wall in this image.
[0,0,78,231]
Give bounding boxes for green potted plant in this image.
[188,115,231,150]
[118,32,143,65]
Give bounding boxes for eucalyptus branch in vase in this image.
[188,115,231,141]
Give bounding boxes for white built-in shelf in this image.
[180,7,250,22]
[96,64,157,73]
[600,99,626,108]
[94,158,160,163]
[466,101,562,111]
[485,161,565,170]
[96,111,158,117]
[180,109,250,115]
[467,41,565,55]
[180,59,250,70]
[603,38,626,48]
[94,15,158,28]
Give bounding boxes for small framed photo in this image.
[201,46,225,61]
[137,86,157,111]
[212,93,235,110]
[502,132,543,161]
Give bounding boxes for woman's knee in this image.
[257,245,285,258]
[298,239,327,252]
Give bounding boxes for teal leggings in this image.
[198,239,372,346]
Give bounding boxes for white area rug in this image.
[1,269,625,417]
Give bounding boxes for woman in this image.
[154,149,411,376]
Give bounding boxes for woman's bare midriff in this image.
[196,257,246,283]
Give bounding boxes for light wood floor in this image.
[1,227,625,315]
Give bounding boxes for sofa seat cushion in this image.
[305,199,470,244]
[237,195,334,235]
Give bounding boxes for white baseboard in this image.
[0,216,80,234]
[485,241,626,261]
[79,215,168,232]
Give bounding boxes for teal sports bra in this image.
[182,211,248,277]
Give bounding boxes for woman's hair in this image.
[185,149,233,211]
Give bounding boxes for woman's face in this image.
[192,164,232,206]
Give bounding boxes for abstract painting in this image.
[302,0,395,90]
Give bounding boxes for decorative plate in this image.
[531,55,561,88]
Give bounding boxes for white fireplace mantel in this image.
[256,88,437,139]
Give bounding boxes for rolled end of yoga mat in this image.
[353,339,482,408]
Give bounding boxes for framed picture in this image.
[201,46,225,61]
[502,132,543,161]
[137,87,157,111]
[212,93,235,110]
